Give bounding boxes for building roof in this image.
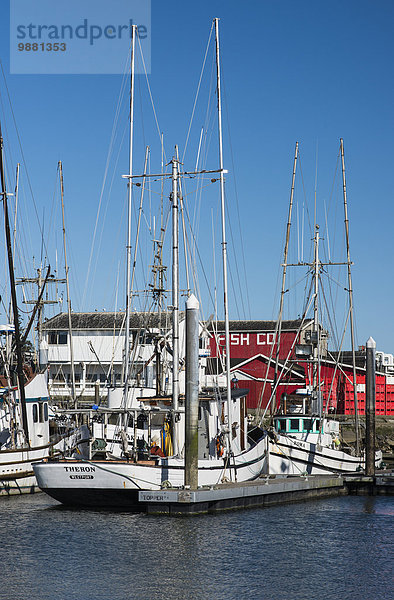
[207,318,312,332]
[330,350,366,369]
[43,313,311,333]
[42,312,177,331]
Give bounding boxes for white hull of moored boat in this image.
[0,445,51,495]
[33,437,268,508]
[268,434,383,475]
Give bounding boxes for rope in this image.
[182,22,214,163]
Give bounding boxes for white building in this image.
[42,311,211,404]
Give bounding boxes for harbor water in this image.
[0,493,392,600]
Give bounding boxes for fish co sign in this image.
[217,333,275,346]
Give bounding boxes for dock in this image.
[138,475,346,515]
[138,472,394,515]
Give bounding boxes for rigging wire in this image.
[182,22,214,163]
[82,50,130,308]
[0,60,49,264]
[222,77,251,319]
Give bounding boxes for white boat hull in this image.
[268,434,383,475]
[33,437,268,508]
[0,445,51,496]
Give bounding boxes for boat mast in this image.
[0,126,29,443]
[13,163,19,259]
[273,142,298,413]
[340,138,360,454]
[171,150,180,456]
[123,24,137,395]
[312,224,322,415]
[59,161,76,409]
[214,17,232,443]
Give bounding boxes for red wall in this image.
[209,330,394,414]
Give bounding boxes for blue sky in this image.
[0,0,393,354]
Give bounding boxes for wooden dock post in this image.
[185,294,199,489]
[365,336,376,476]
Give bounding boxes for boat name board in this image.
[64,466,95,472]
[139,491,173,502]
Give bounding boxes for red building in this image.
[208,320,394,415]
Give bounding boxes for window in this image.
[277,419,287,433]
[58,332,68,344]
[303,419,313,432]
[289,419,300,432]
[39,403,44,423]
[44,403,48,421]
[48,331,68,345]
[33,404,38,423]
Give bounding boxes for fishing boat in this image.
[33,19,268,509]
[260,142,382,475]
[0,127,80,495]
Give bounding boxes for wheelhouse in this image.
[274,416,322,434]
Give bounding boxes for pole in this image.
[214,17,232,445]
[0,127,29,443]
[171,152,179,456]
[340,138,360,454]
[185,294,199,489]
[273,142,298,414]
[365,336,376,476]
[312,225,322,416]
[59,161,76,409]
[124,24,137,395]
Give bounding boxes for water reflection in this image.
[0,494,392,600]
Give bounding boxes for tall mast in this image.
[0,126,29,443]
[13,163,20,259]
[171,150,180,456]
[273,142,298,411]
[123,24,137,394]
[340,138,360,454]
[59,161,76,408]
[312,224,322,415]
[214,17,232,442]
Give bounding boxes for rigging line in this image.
[314,140,318,231]
[137,34,167,164]
[222,76,251,319]
[326,149,340,221]
[47,163,61,261]
[182,22,214,163]
[0,60,49,261]
[180,186,206,317]
[297,151,312,253]
[82,54,130,308]
[224,197,244,317]
[192,55,216,244]
[319,275,342,352]
[257,294,316,422]
[227,258,241,319]
[88,113,129,308]
[326,150,341,274]
[324,200,331,262]
[179,188,218,311]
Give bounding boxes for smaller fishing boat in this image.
[267,388,382,475]
[0,371,52,495]
[261,141,383,476]
[0,122,81,495]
